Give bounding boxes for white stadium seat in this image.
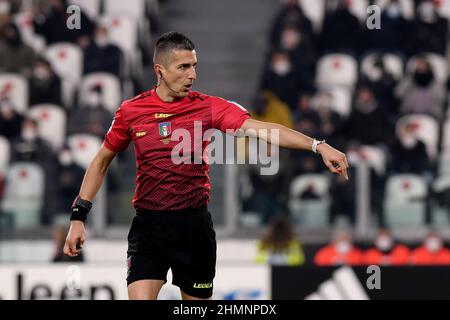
[406,53,448,84]
[1,162,44,228]
[67,134,102,169]
[315,87,352,118]
[70,0,101,19]
[347,145,387,176]
[45,43,83,106]
[442,118,450,153]
[384,174,428,227]
[288,174,331,226]
[13,12,46,53]
[0,73,28,114]
[0,135,10,174]
[396,115,439,160]
[298,0,325,32]
[361,53,404,82]
[104,0,146,20]
[348,0,369,22]
[316,54,358,90]
[28,104,67,151]
[79,73,121,113]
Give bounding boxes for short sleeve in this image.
[103,107,131,152]
[210,97,251,132]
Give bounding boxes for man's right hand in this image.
[63,221,86,257]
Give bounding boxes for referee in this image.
[64,31,349,300]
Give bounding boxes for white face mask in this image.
[272,61,291,76]
[95,36,108,48]
[386,4,401,19]
[59,151,73,166]
[402,135,418,149]
[375,236,393,251]
[418,2,436,23]
[22,128,38,141]
[335,241,351,255]
[86,93,101,108]
[425,237,442,253]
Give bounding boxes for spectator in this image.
[0,22,36,76]
[67,84,114,138]
[320,0,362,55]
[33,0,94,46]
[314,230,363,266]
[269,0,314,48]
[395,57,445,119]
[410,231,450,265]
[260,50,313,110]
[56,145,84,214]
[407,1,448,56]
[250,90,293,129]
[0,97,23,139]
[362,229,410,265]
[29,57,62,107]
[255,214,304,266]
[390,122,432,175]
[344,85,392,146]
[83,24,123,77]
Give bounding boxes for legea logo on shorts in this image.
[193,282,213,289]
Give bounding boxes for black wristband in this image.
[70,196,92,222]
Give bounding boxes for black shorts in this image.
[126,206,216,299]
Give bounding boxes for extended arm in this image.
[240,118,349,180]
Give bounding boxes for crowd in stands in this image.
[242,0,450,230]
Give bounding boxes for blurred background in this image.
[1,0,450,299]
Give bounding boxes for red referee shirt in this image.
[104,87,251,211]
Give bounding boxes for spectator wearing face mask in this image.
[344,85,393,146]
[362,229,410,265]
[10,118,59,224]
[29,57,62,107]
[0,22,36,76]
[67,84,114,138]
[364,0,412,53]
[0,97,24,139]
[314,231,363,266]
[83,25,123,77]
[407,1,448,56]
[260,50,313,110]
[410,231,450,265]
[390,122,431,175]
[395,57,445,119]
[56,145,84,214]
[33,0,94,46]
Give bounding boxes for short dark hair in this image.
[153,31,195,65]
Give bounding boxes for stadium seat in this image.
[383,174,428,227]
[375,0,414,19]
[348,145,387,176]
[360,52,404,82]
[396,115,439,160]
[45,43,83,107]
[347,0,369,22]
[28,104,67,151]
[315,87,352,118]
[437,151,450,176]
[100,14,139,77]
[69,0,101,19]
[288,174,331,226]
[104,0,146,20]
[0,135,10,174]
[442,118,450,153]
[406,53,448,84]
[434,0,450,20]
[13,12,46,53]
[298,0,325,32]
[1,162,44,228]
[79,73,121,113]
[0,73,29,114]
[316,54,358,90]
[67,134,102,169]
